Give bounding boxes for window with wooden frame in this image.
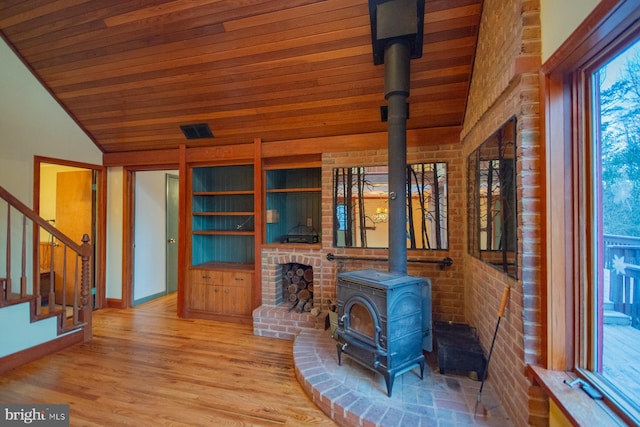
[544,1,640,424]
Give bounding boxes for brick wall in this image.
[322,143,465,323]
[461,1,545,426]
[254,143,466,339]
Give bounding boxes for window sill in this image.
[526,365,626,426]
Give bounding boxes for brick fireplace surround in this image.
[253,247,331,340]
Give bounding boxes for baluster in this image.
[35,229,41,309]
[20,216,27,297]
[624,275,632,316]
[48,239,55,312]
[0,278,6,306]
[61,245,67,330]
[73,255,79,326]
[633,271,640,329]
[5,204,12,300]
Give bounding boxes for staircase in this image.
[0,185,92,372]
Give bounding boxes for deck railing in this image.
[0,185,92,340]
[604,234,640,329]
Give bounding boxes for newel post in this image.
[79,234,92,342]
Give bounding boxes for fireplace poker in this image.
[474,285,510,418]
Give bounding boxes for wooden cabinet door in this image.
[190,269,252,316]
[223,271,253,315]
[189,269,223,312]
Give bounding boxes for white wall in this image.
[133,171,177,303]
[540,0,601,62]
[0,303,65,357]
[0,38,102,202]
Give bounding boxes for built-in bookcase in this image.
[191,164,255,265]
[265,167,321,244]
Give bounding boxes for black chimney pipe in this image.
[385,41,410,274]
[368,0,424,274]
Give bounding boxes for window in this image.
[544,2,640,423]
[590,36,640,414]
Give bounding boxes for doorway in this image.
[132,170,179,306]
[35,157,106,309]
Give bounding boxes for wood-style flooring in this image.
[0,294,337,426]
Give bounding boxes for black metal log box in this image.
[434,321,487,380]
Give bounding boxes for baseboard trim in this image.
[0,330,84,374]
[106,298,124,308]
[133,291,167,306]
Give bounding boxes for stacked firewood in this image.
[284,265,314,313]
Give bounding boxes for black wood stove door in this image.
[342,295,382,346]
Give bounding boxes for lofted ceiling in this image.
[0,0,482,154]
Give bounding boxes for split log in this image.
[298,289,311,300]
[296,298,308,312]
[303,269,313,282]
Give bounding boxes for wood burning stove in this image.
[333,0,431,398]
[335,269,427,396]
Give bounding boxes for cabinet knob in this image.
[168,238,176,243]
[224,289,229,294]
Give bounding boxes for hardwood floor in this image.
[0,295,337,426]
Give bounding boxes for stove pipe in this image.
[368,0,424,275]
[384,41,410,275]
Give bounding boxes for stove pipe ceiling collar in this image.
[368,0,425,66]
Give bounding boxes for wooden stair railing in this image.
[0,185,92,342]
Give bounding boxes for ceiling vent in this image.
[180,123,213,139]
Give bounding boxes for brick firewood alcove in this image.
[253,248,329,340]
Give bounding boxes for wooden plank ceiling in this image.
[0,0,481,154]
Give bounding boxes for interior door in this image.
[166,174,179,294]
[54,170,93,305]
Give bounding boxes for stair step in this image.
[603,310,632,326]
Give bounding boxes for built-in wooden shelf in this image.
[192,262,254,271]
[193,190,254,196]
[193,230,254,236]
[193,211,254,216]
[266,187,321,193]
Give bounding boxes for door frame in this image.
[123,165,182,309]
[33,156,107,309]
